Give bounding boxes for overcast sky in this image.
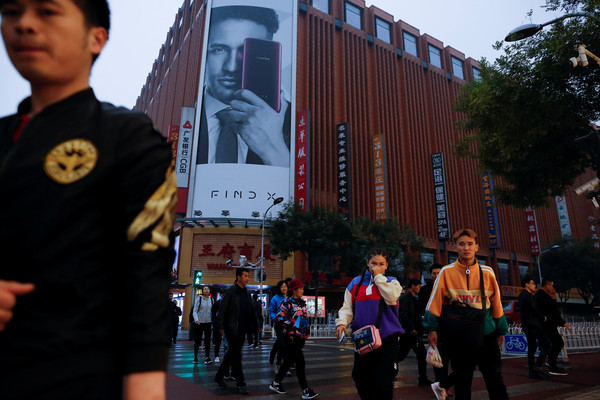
[0,0,553,117]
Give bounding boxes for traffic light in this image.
[193,270,203,287]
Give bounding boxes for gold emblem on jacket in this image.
[44,139,98,184]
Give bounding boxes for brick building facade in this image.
[136,0,600,303]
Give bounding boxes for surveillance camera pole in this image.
[259,197,284,330]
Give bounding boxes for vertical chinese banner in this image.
[555,196,572,237]
[336,123,352,219]
[295,110,310,211]
[525,208,540,255]
[168,125,179,163]
[481,173,501,248]
[372,134,387,221]
[431,153,450,240]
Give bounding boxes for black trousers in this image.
[352,334,399,400]
[274,336,308,389]
[522,324,551,369]
[216,333,246,387]
[544,325,565,368]
[270,324,286,365]
[448,334,508,400]
[170,319,179,343]
[212,326,222,358]
[194,322,212,359]
[398,333,428,379]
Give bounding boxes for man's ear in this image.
[89,26,108,58]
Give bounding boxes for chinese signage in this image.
[555,196,572,237]
[431,153,450,240]
[482,173,501,248]
[501,285,524,298]
[296,110,310,212]
[372,134,387,221]
[175,107,195,188]
[525,208,540,255]
[191,233,283,280]
[168,125,179,163]
[337,123,351,219]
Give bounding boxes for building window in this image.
[451,56,464,79]
[344,2,362,30]
[403,31,417,56]
[497,261,510,286]
[311,0,329,13]
[472,67,481,81]
[375,17,391,44]
[519,263,529,281]
[428,45,441,68]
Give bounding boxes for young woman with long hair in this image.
[335,249,404,400]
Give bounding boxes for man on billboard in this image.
[196,5,291,167]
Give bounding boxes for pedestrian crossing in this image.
[166,335,589,399]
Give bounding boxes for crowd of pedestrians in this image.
[166,228,572,400]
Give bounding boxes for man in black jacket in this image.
[0,1,176,399]
[214,268,261,395]
[535,278,572,376]
[398,279,432,386]
[518,276,551,378]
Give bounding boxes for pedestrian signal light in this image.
[193,270,203,287]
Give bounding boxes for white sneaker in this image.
[431,382,447,400]
[214,356,220,363]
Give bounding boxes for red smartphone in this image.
[241,38,281,112]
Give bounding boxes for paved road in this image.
[166,333,600,399]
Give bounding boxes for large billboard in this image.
[187,0,297,219]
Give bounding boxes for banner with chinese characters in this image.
[295,110,310,212]
[372,134,387,221]
[525,208,540,255]
[555,196,572,237]
[192,233,283,280]
[175,107,195,188]
[431,153,450,240]
[482,173,501,248]
[336,123,351,219]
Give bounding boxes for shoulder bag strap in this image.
[479,264,486,314]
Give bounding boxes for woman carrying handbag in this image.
[335,249,404,400]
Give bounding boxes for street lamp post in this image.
[505,12,589,42]
[536,245,560,285]
[259,197,284,326]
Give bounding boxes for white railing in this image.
[503,322,600,358]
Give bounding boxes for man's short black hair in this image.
[407,278,421,288]
[236,267,249,278]
[541,277,554,286]
[430,263,443,273]
[210,5,279,36]
[0,0,110,34]
[73,0,111,35]
[521,275,534,287]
